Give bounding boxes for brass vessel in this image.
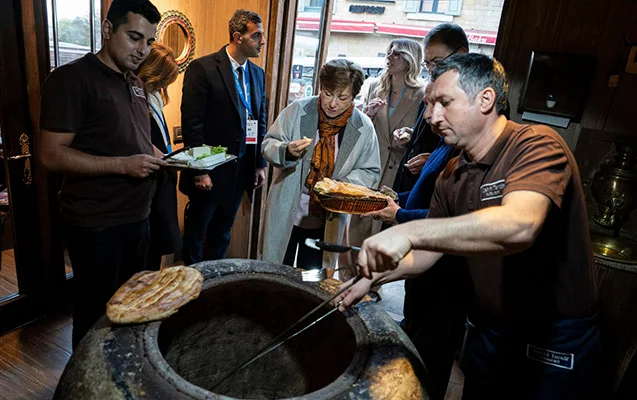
[590,143,637,264]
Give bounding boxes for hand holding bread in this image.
[287,136,313,159]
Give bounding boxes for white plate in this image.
[166,154,237,171]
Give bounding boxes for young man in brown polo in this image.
[39,0,165,348]
[337,54,600,399]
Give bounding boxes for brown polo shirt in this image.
[40,53,154,227]
[428,120,597,322]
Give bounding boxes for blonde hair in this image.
[137,42,179,104]
[377,38,423,98]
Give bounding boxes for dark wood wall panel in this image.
[498,0,637,147]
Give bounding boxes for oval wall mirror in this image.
[156,10,195,73]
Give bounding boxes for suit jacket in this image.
[362,79,426,189]
[179,45,267,205]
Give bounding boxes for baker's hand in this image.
[393,127,413,144]
[194,174,213,191]
[254,167,267,189]
[121,154,166,178]
[365,97,386,118]
[286,137,313,159]
[357,228,412,278]
[363,197,400,224]
[332,275,374,312]
[405,153,430,176]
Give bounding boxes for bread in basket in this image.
[313,178,390,214]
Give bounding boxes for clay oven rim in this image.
[141,262,372,400]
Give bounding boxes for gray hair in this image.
[424,23,469,52]
[228,9,262,42]
[432,53,509,115]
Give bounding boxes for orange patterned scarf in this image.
[305,98,354,217]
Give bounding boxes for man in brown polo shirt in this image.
[337,54,600,399]
[39,0,165,348]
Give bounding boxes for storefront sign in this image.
[349,5,385,14]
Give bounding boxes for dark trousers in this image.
[401,257,472,399]
[64,218,150,349]
[182,184,244,265]
[460,314,601,400]
[283,225,324,269]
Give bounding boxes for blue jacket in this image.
[395,138,456,223]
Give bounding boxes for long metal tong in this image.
[210,274,363,390]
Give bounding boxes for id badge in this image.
[246,119,258,144]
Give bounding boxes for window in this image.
[420,0,449,14]
[304,0,325,12]
[47,0,101,68]
[403,0,462,15]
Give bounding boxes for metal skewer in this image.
[210,274,363,390]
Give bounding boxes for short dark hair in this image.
[424,23,469,52]
[319,59,365,98]
[229,9,262,42]
[432,53,509,115]
[106,0,161,32]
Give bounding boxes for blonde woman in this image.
[136,42,180,269]
[350,38,426,246]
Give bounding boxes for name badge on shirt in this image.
[246,119,258,144]
[526,344,574,370]
[480,179,506,201]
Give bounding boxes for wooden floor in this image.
[0,249,17,299]
[0,308,72,400]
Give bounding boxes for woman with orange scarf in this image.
[262,59,381,269]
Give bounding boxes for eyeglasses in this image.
[422,47,461,71]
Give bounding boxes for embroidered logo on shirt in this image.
[526,344,574,370]
[131,86,146,99]
[480,179,505,201]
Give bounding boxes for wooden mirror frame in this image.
[155,10,195,73]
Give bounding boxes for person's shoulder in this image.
[248,59,265,74]
[46,54,92,79]
[296,96,319,112]
[353,107,374,130]
[508,120,570,150]
[42,54,93,90]
[411,81,427,95]
[281,96,315,116]
[367,78,381,92]
[441,155,460,180]
[192,47,227,68]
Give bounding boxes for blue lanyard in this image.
[388,83,407,118]
[233,65,252,117]
[149,103,172,153]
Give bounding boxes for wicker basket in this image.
[316,192,388,214]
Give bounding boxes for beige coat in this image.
[261,96,381,268]
[350,79,426,246]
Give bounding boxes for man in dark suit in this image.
[180,9,267,264]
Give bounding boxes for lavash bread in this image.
[106,266,203,324]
